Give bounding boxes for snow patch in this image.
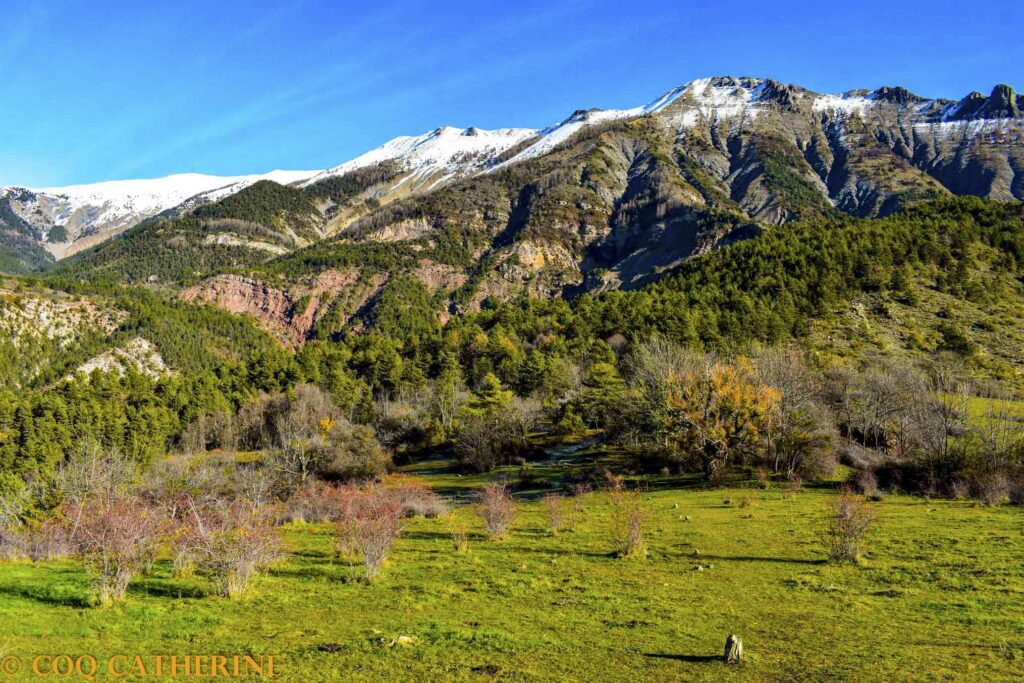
[812,93,872,115]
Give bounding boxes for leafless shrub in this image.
[182,500,283,599]
[446,512,469,553]
[824,489,875,563]
[475,484,516,539]
[610,488,648,559]
[385,478,448,518]
[972,472,1012,507]
[783,476,803,497]
[542,494,570,536]
[64,497,164,606]
[288,480,344,523]
[336,486,406,580]
[856,469,880,498]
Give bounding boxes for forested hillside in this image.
[0,197,1021,493]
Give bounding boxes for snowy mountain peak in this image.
[302,125,537,187]
[1,169,318,259]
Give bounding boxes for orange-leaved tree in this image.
[665,357,780,480]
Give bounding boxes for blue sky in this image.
[1,0,1021,187]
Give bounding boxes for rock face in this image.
[182,275,302,347]
[180,269,383,348]
[72,337,169,380]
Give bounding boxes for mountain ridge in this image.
[4,76,1021,269]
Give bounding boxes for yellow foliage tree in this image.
[665,357,780,480]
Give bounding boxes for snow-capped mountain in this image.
[303,125,537,190]
[1,170,317,259]
[2,76,1021,267]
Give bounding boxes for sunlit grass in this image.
[1,483,1022,681]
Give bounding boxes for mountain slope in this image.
[8,76,1021,276]
[0,170,317,263]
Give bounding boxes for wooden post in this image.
[724,634,743,664]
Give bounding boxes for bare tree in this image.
[347,487,406,580]
[432,380,467,437]
[974,402,1024,474]
[758,350,836,478]
[55,440,137,508]
[476,484,516,539]
[610,488,648,559]
[268,385,342,488]
[454,398,541,472]
[912,383,969,483]
[824,489,875,563]
[181,500,283,599]
[65,497,164,606]
[55,440,138,544]
[626,338,702,406]
[542,493,570,536]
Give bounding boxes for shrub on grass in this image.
[183,501,283,599]
[475,484,516,539]
[783,476,803,497]
[65,497,164,607]
[856,469,881,499]
[384,476,448,518]
[542,494,571,536]
[610,489,648,559]
[824,490,875,563]
[344,486,406,580]
[972,472,1011,507]
[289,480,347,523]
[446,512,470,553]
[570,483,593,518]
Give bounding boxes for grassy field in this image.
[1,476,1023,681]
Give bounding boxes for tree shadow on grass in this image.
[644,653,722,663]
[402,530,490,542]
[129,578,209,600]
[496,545,613,558]
[695,554,825,565]
[0,580,91,608]
[266,564,357,582]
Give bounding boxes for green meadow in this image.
[1,474,1022,682]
